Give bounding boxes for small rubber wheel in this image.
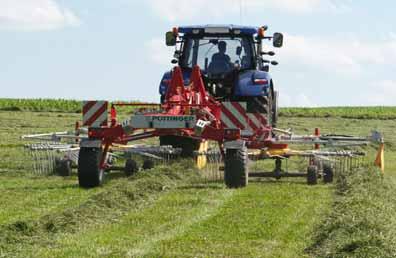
[307,165,318,185]
[323,164,334,183]
[124,159,138,177]
[55,158,72,177]
[224,147,249,188]
[142,160,154,170]
[78,147,105,188]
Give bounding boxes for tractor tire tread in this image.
[78,147,104,188]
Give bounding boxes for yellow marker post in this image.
[196,141,209,169]
[374,142,385,173]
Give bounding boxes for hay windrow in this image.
[307,167,396,258]
[0,160,200,256]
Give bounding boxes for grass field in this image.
[0,101,395,257]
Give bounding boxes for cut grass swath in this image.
[308,165,396,258]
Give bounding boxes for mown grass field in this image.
[0,99,395,258]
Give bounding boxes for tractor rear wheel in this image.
[323,164,334,183]
[307,165,318,185]
[159,135,200,157]
[78,147,105,188]
[224,147,248,188]
[272,90,279,128]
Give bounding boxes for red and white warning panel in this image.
[221,102,268,133]
[82,101,108,127]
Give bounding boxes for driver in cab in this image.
[212,41,231,64]
[208,41,233,74]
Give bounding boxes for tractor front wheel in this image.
[224,147,249,188]
[78,147,105,188]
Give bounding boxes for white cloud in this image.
[146,0,347,22]
[0,0,80,31]
[280,92,317,107]
[278,34,396,76]
[363,80,396,106]
[145,38,175,66]
[243,0,329,13]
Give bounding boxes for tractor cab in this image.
[159,25,283,103]
[180,35,254,99]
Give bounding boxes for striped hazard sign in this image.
[221,102,268,133]
[82,101,108,127]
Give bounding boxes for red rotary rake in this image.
[66,65,380,188]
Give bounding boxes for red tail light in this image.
[253,78,268,85]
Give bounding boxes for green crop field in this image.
[0,100,395,258]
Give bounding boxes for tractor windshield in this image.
[181,36,254,74]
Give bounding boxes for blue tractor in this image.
[159,25,283,155]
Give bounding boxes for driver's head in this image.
[218,41,227,53]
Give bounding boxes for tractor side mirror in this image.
[236,46,242,56]
[273,33,283,48]
[261,51,275,56]
[166,31,177,46]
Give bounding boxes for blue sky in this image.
[0,0,395,106]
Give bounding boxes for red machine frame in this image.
[87,65,280,170]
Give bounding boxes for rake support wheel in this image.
[323,163,334,183]
[307,165,318,185]
[78,147,105,188]
[124,159,138,177]
[142,160,155,170]
[55,158,72,177]
[224,147,248,188]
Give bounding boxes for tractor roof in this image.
[178,24,259,35]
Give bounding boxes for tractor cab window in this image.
[181,36,254,75]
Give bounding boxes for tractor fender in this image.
[234,70,272,97]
